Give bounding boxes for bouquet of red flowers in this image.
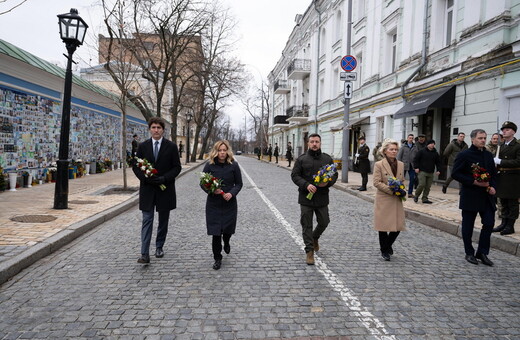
[471,163,490,182]
[307,163,337,200]
[199,172,225,196]
[134,157,166,190]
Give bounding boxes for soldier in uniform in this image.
[493,121,520,235]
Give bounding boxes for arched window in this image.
[335,10,342,41]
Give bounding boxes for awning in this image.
[393,86,456,119]
[330,116,370,131]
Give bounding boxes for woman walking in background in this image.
[200,140,243,270]
[373,139,406,261]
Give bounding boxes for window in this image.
[391,32,397,72]
[335,11,342,41]
[445,0,454,46]
[357,0,366,20]
[357,53,363,84]
[319,77,325,104]
[320,28,327,56]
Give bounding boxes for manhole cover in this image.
[69,200,99,204]
[10,215,57,223]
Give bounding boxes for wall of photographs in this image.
[0,85,148,170]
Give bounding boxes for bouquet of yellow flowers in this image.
[388,176,406,201]
[307,163,337,200]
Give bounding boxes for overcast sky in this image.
[0,0,312,127]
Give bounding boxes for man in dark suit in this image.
[355,136,370,191]
[492,121,520,235]
[451,129,497,266]
[133,117,182,264]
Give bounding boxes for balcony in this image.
[273,79,290,94]
[287,105,309,123]
[287,59,311,80]
[273,115,289,126]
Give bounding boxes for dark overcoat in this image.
[201,160,243,236]
[496,137,520,199]
[451,145,497,212]
[291,149,338,207]
[133,138,182,212]
[356,144,371,173]
[286,145,293,161]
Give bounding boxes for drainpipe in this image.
[314,0,323,133]
[400,0,429,140]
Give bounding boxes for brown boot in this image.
[313,239,320,252]
[306,251,315,265]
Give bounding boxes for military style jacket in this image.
[496,137,520,199]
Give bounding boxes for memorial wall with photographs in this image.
[0,85,147,170]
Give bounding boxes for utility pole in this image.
[341,0,353,183]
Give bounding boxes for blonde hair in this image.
[379,138,399,157]
[208,140,234,164]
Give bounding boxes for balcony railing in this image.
[273,115,288,125]
[273,79,290,94]
[287,59,311,80]
[286,105,309,118]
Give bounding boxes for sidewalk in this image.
[0,160,206,285]
[257,155,520,258]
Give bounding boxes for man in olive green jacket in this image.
[442,132,468,193]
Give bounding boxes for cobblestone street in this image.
[1,156,520,339]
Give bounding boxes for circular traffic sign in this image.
[341,55,357,71]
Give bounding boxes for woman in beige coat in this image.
[373,139,406,261]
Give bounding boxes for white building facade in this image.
[268,0,520,178]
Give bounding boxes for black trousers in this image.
[300,205,329,253]
[361,172,368,188]
[212,234,231,260]
[378,231,400,253]
[499,198,519,219]
[461,209,494,256]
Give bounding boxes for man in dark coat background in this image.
[131,134,139,156]
[451,129,497,266]
[442,132,468,193]
[133,117,182,264]
[413,139,442,204]
[291,134,338,265]
[492,121,520,235]
[355,136,370,191]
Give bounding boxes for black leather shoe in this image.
[213,260,222,270]
[442,185,447,194]
[224,244,230,254]
[137,255,150,264]
[414,196,419,203]
[381,253,391,261]
[358,187,367,192]
[423,200,433,204]
[476,253,494,266]
[388,247,394,255]
[155,248,164,258]
[465,255,478,265]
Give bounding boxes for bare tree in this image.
[0,0,28,16]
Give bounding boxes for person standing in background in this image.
[178,141,184,158]
[397,134,418,198]
[273,143,279,163]
[286,142,293,167]
[442,132,468,194]
[131,134,139,156]
[355,136,370,191]
[413,140,442,204]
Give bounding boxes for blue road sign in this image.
[341,55,357,72]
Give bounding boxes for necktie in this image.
[154,141,159,161]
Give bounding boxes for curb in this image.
[270,160,520,258]
[0,161,207,285]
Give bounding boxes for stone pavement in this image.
[260,155,520,257]
[0,160,206,285]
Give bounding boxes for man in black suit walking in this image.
[451,129,497,266]
[133,117,182,264]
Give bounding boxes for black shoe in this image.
[381,253,391,261]
[414,196,419,203]
[213,260,222,270]
[388,247,393,255]
[358,187,367,192]
[137,255,150,264]
[423,200,433,204]
[476,253,494,266]
[500,228,515,235]
[442,185,447,194]
[465,255,478,265]
[155,248,164,258]
[492,218,508,232]
[224,244,230,254]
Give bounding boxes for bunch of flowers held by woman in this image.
[471,163,490,182]
[134,157,166,191]
[388,176,407,201]
[199,172,224,196]
[307,163,338,200]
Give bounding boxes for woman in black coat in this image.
[201,140,243,270]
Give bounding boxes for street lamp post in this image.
[54,8,88,209]
[186,112,193,164]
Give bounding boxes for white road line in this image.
[241,165,397,340]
